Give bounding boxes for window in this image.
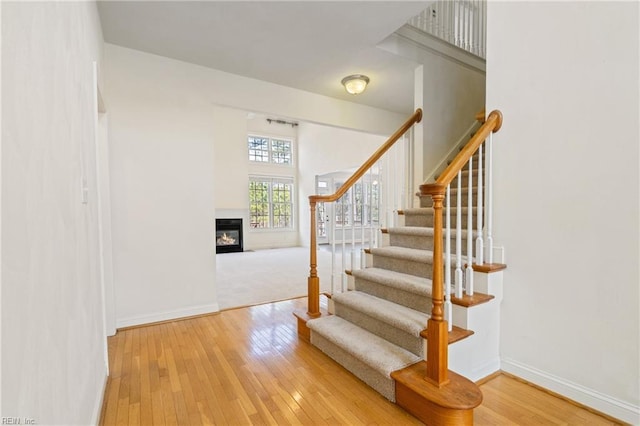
[334,181,379,227]
[249,177,294,229]
[248,136,269,162]
[248,136,292,165]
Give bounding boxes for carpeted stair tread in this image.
[332,291,428,336]
[307,315,421,377]
[351,267,433,297]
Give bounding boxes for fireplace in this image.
[215,218,243,254]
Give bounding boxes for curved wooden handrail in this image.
[310,108,423,204]
[422,110,502,195]
[303,108,422,320]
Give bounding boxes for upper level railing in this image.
[305,108,423,319]
[407,0,486,59]
[420,109,503,386]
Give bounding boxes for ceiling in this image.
[97,1,429,114]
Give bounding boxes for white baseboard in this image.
[501,358,640,424]
[116,303,220,329]
[90,371,109,426]
[467,358,501,383]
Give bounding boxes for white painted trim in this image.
[90,372,109,426]
[459,357,501,383]
[501,358,640,424]
[383,25,486,73]
[116,303,220,329]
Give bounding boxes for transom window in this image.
[249,177,294,229]
[248,136,292,165]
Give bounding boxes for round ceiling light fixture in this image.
[341,74,370,95]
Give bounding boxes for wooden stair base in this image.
[293,309,328,342]
[391,362,482,426]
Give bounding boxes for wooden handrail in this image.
[309,108,423,204]
[305,108,423,319]
[420,109,503,387]
[425,110,502,191]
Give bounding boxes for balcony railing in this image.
[407,0,486,59]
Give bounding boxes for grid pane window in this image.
[248,137,269,162]
[272,182,293,228]
[249,177,294,229]
[249,180,270,228]
[248,136,293,165]
[271,140,292,164]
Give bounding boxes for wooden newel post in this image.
[308,200,321,318]
[424,185,450,387]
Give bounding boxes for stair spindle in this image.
[486,132,494,263]
[341,194,347,292]
[445,184,453,331]
[455,171,463,298]
[476,143,484,265]
[466,155,474,295]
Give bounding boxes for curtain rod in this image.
[266,118,298,127]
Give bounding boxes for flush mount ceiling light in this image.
[341,74,370,95]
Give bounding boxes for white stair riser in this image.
[352,277,432,315]
[390,233,478,256]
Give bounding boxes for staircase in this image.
[295,110,505,425]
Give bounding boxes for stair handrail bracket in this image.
[304,108,423,319]
[420,109,503,386]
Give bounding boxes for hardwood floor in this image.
[100,297,621,425]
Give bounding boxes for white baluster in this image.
[331,202,336,295]
[469,0,478,55]
[361,176,366,269]
[446,1,453,44]
[476,142,484,265]
[341,195,346,292]
[482,0,487,58]
[368,169,372,252]
[466,156,474,296]
[465,0,470,51]
[445,184,452,331]
[351,185,356,273]
[455,170,463,298]
[453,1,462,47]
[486,132,494,263]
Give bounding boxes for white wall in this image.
[105,48,218,327]
[1,2,108,424]
[297,122,387,247]
[486,2,639,423]
[380,31,485,184]
[105,44,404,325]
[420,52,485,181]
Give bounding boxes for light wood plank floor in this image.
[100,297,621,425]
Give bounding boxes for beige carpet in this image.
[216,246,350,310]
